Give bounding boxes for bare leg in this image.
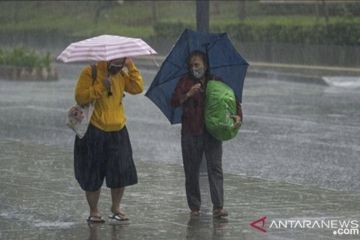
[86,190,101,217]
[110,187,125,214]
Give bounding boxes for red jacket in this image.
[171,74,242,136]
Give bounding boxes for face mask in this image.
[108,63,124,75]
[191,67,205,79]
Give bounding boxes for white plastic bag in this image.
[66,102,95,138]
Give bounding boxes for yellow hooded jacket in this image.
[75,61,144,132]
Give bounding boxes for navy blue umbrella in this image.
[145,29,249,124]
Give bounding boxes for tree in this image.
[151,1,157,23]
[321,0,329,26]
[238,0,247,20]
[93,0,116,24]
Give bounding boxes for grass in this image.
[212,15,360,27]
[0,1,358,40]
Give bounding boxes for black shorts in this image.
[74,124,138,191]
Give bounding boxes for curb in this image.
[247,70,328,85]
[134,56,330,85]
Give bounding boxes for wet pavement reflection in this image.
[0,64,360,239]
[1,139,359,239]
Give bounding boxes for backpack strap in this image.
[90,64,97,85]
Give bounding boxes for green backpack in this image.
[205,80,240,141]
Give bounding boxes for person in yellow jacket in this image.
[73,57,143,223]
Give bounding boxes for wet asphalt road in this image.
[1,63,359,191]
[0,63,360,239]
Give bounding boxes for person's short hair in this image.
[187,50,210,79]
[187,50,208,69]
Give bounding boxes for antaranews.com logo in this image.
[250,216,360,236]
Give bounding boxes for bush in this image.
[154,17,360,46]
[0,47,52,69]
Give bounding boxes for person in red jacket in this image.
[171,50,242,218]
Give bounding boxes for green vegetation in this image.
[0,1,162,39]
[0,1,359,46]
[0,47,52,69]
[154,16,360,46]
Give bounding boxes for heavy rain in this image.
[0,1,359,239]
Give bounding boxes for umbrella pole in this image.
[196,0,209,33]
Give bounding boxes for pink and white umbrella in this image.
[57,34,157,63]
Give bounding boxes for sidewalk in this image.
[134,55,360,86]
[0,139,359,240]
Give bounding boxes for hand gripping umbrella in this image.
[145,29,249,124]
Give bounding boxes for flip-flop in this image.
[87,216,105,223]
[109,212,129,222]
[213,209,228,218]
[190,210,200,217]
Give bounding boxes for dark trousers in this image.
[181,130,223,211]
[74,124,138,191]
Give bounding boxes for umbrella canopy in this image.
[57,34,157,63]
[145,29,249,124]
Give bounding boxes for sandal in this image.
[190,210,200,217]
[87,216,105,223]
[213,208,228,218]
[109,212,129,222]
